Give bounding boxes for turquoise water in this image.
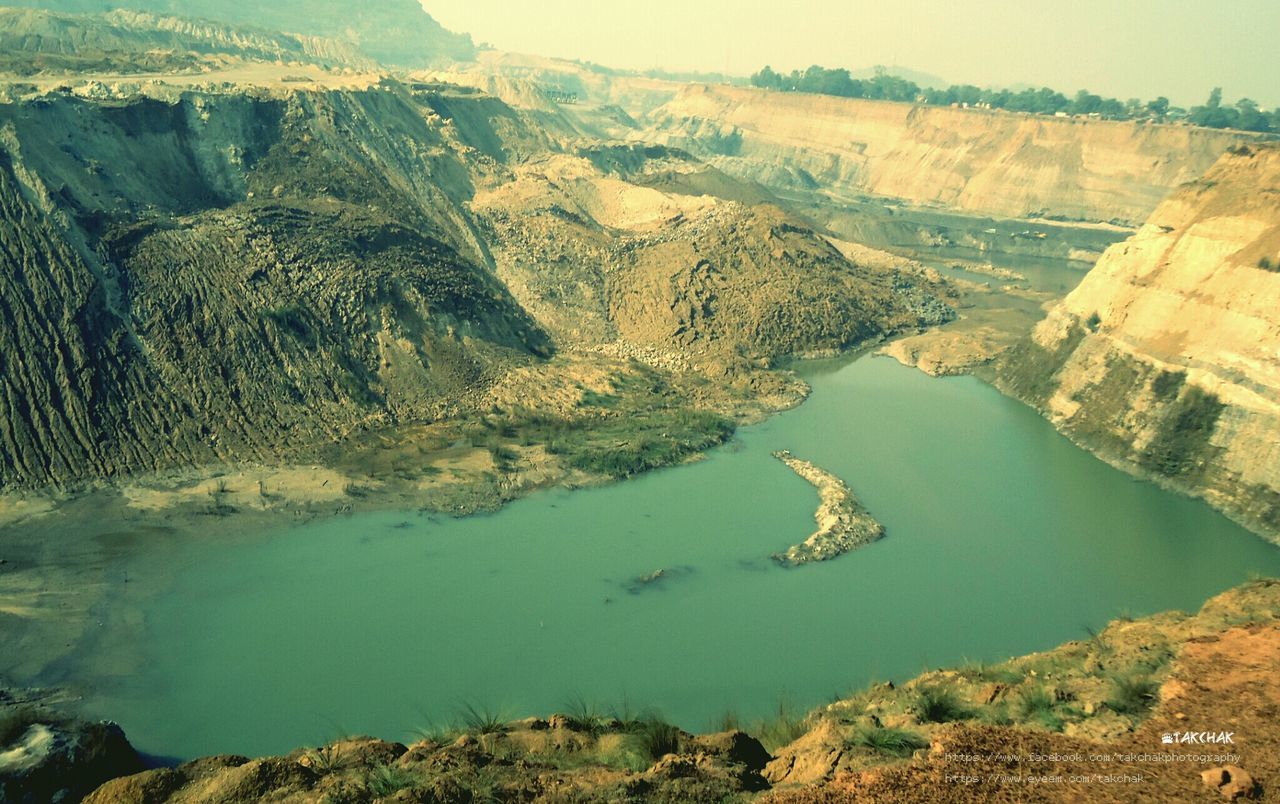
[84,356,1280,759]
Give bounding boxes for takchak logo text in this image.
[1161,731,1235,745]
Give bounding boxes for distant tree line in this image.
[749,66,1279,133]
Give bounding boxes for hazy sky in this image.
[422,0,1280,108]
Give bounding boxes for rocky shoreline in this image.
[770,450,884,566]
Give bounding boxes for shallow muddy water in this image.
[78,356,1280,759]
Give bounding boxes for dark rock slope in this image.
[0,7,375,73]
[0,77,951,491]
[2,0,475,65]
[0,85,550,489]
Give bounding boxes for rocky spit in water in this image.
[770,450,885,566]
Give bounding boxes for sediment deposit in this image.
[771,450,884,565]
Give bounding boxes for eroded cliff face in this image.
[3,0,476,65]
[0,8,375,72]
[999,144,1280,538]
[643,84,1263,225]
[0,85,553,488]
[0,76,952,490]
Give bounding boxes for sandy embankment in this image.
[771,450,884,565]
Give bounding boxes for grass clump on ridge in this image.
[1015,685,1065,731]
[912,683,971,723]
[633,717,682,760]
[1105,673,1159,715]
[365,764,422,797]
[457,701,508,735]
[848,724,928,758]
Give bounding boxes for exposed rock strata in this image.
[643,84,1266,225]
[0,7,376,73]
[998,144,1280,540]
[2,0,476,66]
[771,450,884,565]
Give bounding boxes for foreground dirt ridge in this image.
[998,143,1280,541]
[37,579,1272,802]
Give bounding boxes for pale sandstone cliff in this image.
[999,143,1280,539]
[643,84,1264,225]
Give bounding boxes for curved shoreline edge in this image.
[770,450,885,566]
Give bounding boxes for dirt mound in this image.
[607,204,951,360]
[473,153,952,359]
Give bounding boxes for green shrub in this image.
[562,694,612,735]
[713,710,741,732]
[1015,685,1064,731]
[366,765,421,796]
[1139,386,1225,478]
[1150,370,1186,401]
[980,703,1015,726]
[848,725,928,758]
[912,684,970,723]
[302,743,349,775]
[565,411,734,478]
[263,304,314,342]
[457,701,507,735]
[1082,624,1110,655]
[634,718,682,760]
[0,708,41,746]
[1106,673,1158,715]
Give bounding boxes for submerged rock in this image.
[771,450,885,566]
[622,566,693,594]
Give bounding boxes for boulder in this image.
[763,719,846,786]
[1201,765,1259,800]
[0,715,143,803]
[689,730,771,771]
